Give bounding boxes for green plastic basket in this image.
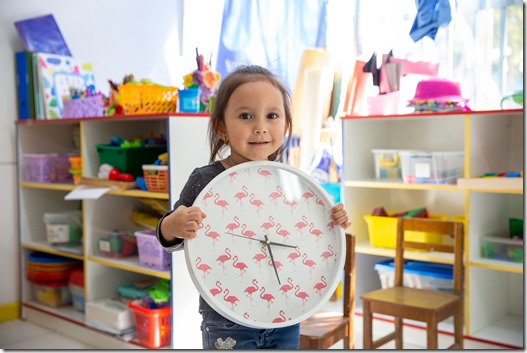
[96,144,167,178]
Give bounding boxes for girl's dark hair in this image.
[208,65,293,164]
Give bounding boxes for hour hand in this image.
[264,235,281,285]
[226,232,297,249]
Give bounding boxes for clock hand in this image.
[226,232,297,249]
[264,234,281,285]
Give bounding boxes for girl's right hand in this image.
[161,205,206,241]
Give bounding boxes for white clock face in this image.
[184,161,345,329]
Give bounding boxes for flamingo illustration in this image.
[210,281,222,296]
[272,310,287,323]
[283,197,297,214]
[232,255,248,281]
[268,185,283,206]
[268,258,284,271]
[302,187,315,208]
[205,224,221,249]
[257,167,272,183]
[279,277,294,304]
[320,244,334,267]
[202,189,213,209]
[243,279,259,303]
[326,220,336,235]
[309,222,324,246]
[313,275,327,296]
[225,216,241,235]
[228,171,238,185]
[241,224,257,249]
[294,285,310,311]
[216,248,232,273]
[294,215,308,238]
[261,215,275,234]
[315,196,326,212]
[275,223,291,242]
[287,247,302,269]
[302,253,317,277]
[195,257,212,280]
[214,193,229,217]
[223,288,239,310]
[260,287,275,313]
[252,246,268,272]
[234,185,249,207]
[249,193,264,216]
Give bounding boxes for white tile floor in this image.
[0,315,510,350]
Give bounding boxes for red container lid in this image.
[68,268,84,287]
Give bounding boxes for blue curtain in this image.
[215,0,327,89]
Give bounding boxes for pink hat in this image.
[409,78,469,103]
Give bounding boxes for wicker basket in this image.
[143,165,168,192]
[118,83,178,115]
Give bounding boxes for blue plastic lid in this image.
[374,259,453,280]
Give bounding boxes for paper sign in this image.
[64,185,111,200]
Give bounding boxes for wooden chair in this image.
[361,218,464,349]
[300,233,355,349]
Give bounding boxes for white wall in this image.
[0,0,225,315]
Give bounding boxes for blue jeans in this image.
[200,310,300,349]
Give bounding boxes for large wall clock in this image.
[184,160,345,329]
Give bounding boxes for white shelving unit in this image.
[341,109,523,348]
[16,113,210,349]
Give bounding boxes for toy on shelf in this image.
[98,163,134,182]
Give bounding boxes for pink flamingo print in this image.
[287,247,301,270]
[320,244,334,267]
[268,258,284,271]
[249,193,264,216]
[195,257,212,280]
[205,224,221,249]
[252,246,268,272]
[283,197,297,214]
[243,279,259,304]
[260,287,275,313]
[213,193,229,217]
[294,215,308,238]
[232,255,248,281]
[313,275,327,296]
[326,220,336,235]
[302,187,315,208]
[275,223,291,243]
[223,288,239,310]
[294,285,310,311]
[302,253,317,277]
[272,310,287,323]
[309,222,324,246]
[225,216,241,235]
[279,277,294,304]
[241,224,257,249]
[268,185,283,206]
[234,185,249,207]
[315,195,326,212]
[257,167,272,183]
[216,248,232,273]
[210,281,222,296]
[202,189,213,209]
[261,215,275,235]
[228,171,238,185]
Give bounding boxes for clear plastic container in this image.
[400,151,464,184]
[43,210,82,245]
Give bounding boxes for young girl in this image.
[156,64,351,349]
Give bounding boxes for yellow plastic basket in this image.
[363,212,448,249]
[118,83,178,115]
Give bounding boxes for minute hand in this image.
[226,232,297,249]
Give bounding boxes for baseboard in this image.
[0,302,20,323]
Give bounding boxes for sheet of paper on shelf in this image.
[64,185,111,200]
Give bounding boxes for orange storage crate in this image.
[143,165,168,192]
[118,83,178,115]
[129,299,171,348]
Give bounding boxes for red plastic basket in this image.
[129,299,171,348]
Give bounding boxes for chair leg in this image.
[454,308,464,349]
[394,317,403,349]
[362,301,373,349]
[426,316,439,349]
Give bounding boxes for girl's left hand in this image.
[331,202,351,229]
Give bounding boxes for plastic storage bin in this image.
[31,280,72,307]
[86,297,135,333]
[374,259,454,292]
[27,252,81,282]
[68,268,85,312]
[97,230,137,258]
[23,153,75,183]
[371,149,402,180]
[96,144,167,178]
[481,236,523,263]
[400,151,464,184]
[178,88,200,113]
[143,165,169,192]
[363,212,448,249]
[135,230,171,271]
[63,95,104,118]
[43,210,82,246]
[129,299,171,348]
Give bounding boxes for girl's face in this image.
[220,80,289,164]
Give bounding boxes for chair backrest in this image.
[394,218,464,294]
[343,233,356,319]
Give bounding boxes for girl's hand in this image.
[331,202,351,229]
[161,205,206,241]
